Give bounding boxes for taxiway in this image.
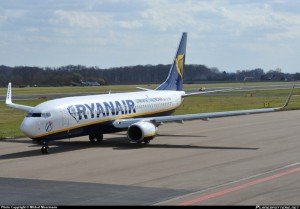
[0,110,299,205]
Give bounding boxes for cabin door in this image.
[62,110,69,127]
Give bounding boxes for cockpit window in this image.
[26,112,51,118]
[42,113,51,118]
[26,113,41,117]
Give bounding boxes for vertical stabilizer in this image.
[156,32,187,91]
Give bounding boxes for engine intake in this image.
[127,121,157,142]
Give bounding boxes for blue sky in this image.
[0,0,299,73]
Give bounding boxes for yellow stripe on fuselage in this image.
[32,105,180,139]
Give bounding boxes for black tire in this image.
[41,146,49,154]
[95,133,103,142]
[89,133,103,143]
[89,134,97,143]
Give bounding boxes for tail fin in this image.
[156,32,187,91]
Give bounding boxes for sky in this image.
[0,0,299,73]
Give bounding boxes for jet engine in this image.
[127,121,158,143]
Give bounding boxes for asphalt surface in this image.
[0,110,299,205]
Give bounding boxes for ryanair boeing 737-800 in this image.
[5,33,294,154]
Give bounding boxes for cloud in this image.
[219,2,300,41]
[52,10,113,28]
[264,27,300,41]
[140,0,217,32]
[118,20,143,29]
[220,6,273,28]
[0,0,299,72]
[25,27,40,33]
[0,15,7,23]
[0,8,27,24]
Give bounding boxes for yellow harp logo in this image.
[176,54,184,78]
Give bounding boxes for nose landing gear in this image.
[41,142,49,154]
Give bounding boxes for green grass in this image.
[175,93,300,115]
[1,82,299,96]
[0,85,299,139]
[0,85,158,96]
[182,81,300,89]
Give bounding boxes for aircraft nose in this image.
[20,118,36,138]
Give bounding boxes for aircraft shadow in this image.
[157,134,207,138]
[113,133,207,138]
[0,136,258,160]
[0,138,34,144]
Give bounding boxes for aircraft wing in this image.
[113,84,294,129]
[5,83,34,112]
[113,108,276,128]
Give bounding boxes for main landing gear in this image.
[89,132,103,143]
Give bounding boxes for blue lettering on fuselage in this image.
[115,101,124,115]
[75,104,88,120]
[103,101,115,116]
[84,103,95,118]
[68,100,136,122]
[126,100,136,114]
[96,102,105,117]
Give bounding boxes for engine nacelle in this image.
[127,121,158,143]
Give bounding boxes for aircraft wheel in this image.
[41,146,49,154]
[144,140,150,144]
[95,133,103,142]
[89,134,96,143]
[89,133,103,143]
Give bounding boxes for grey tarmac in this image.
[0,110,299,205]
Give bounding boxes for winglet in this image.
[6,82,12,104]
[277,83,295,110]
[5,83,34,112]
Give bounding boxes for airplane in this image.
[5,32,294,154]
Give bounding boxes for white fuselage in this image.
[21,90,185,140]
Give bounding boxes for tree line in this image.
[0,64,299,87]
